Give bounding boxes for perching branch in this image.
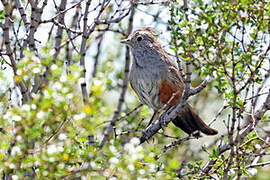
[139,79,209,143]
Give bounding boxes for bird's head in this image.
[121,27,157,49]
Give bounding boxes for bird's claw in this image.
[159,113,167,127]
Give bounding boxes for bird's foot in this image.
[159,113,168,127]
[146,111,158,129]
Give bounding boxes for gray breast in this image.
[129,60,164,110]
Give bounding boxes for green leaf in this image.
[169,159,180,169]
[188,163,194,169]
[0,10,5,21]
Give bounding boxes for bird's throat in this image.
[133,56,144,68]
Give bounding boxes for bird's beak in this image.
[120,39,132,46]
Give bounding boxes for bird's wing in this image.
[159,65,184,106]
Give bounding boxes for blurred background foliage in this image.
[0,0,270,179]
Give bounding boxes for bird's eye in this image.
[137,36,142,42]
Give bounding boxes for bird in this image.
[121,27,218,137]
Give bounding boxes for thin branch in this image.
[202,89,270,175]
[99,4,135,149]
[159,135,194,158]
[79,0,93,102]
[245,161,270,168]
[15,0,30,29]
[189,76,212,96]
[92,33,105,78]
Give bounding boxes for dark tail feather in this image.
[172,103,218,136]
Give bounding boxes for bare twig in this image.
[99,4,135,149]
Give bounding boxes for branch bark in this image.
[99,4,135,149]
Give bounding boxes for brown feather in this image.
[159,80,182,106]
[172,104,218,136]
